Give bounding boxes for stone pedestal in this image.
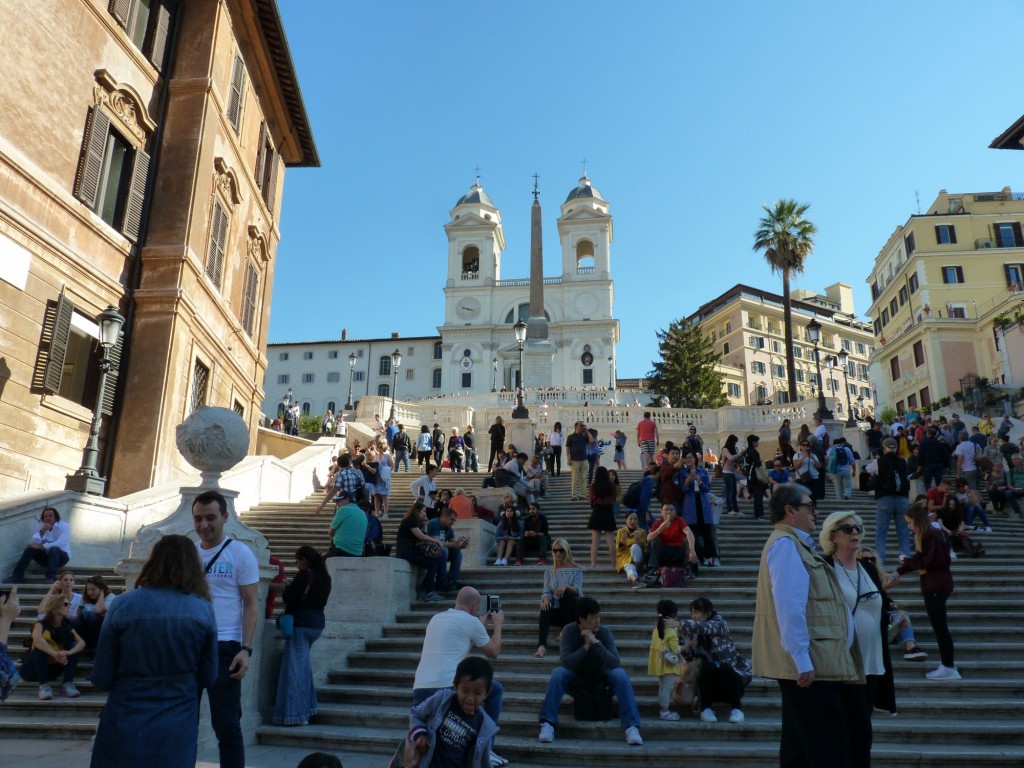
[454,517,497,565]
[523,341,555,390]
[506,418,536,459]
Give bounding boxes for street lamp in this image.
[344,353,356,411]
[512,320,529,419]
[283,387,293,409]
[66,305,125,495]
[805,317,834,420]
[838,348,855,427]
[389,348,402,421]
[491,357,498,393]
[608,355,615,399]
[856,395,865,422]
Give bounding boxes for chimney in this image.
[341,328,347,341]
[391,332,400,338]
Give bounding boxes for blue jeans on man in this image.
[539,667,641,729]
[441,547,463,585]
[204,640,245,768]
[875,495,911,567]
[11,546,69,582]
[394,449,410,472]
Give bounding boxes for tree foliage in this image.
[753,199,817,403]
[647,320,728,409]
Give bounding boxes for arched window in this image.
[433,341,443,360]
[377,383,390,397]
[504,303,550,323]
[461,246,480,277]
[575,239,595,273]
[301,401,311,415]
[327,400,336,413]
[379,355,391,376]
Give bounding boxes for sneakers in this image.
[624,725,643,745]
[925,665,961,680]
[60,683,81,698]
[643,568,660,582]
[708,557,721,567]
[700,707,718,723]
[421,592,444,603]
[489,751,509,767]
[538,557,547,565]
[728,709,744,723]
[631,580,647,590]
[904,646,928,661]
[659,710,680,721]
[494,558,506,566]
[38,684,53,701]
[538,721,555,743]
[514,559,523,566]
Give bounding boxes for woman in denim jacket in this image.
[90,535,218,768]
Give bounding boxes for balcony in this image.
[460,271,479,280]
[975,237,1022,250]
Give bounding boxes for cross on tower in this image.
[474,165,481,184]
[532,173,540,201]
[581,158,588,176]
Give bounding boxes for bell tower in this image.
[444,179,504,286]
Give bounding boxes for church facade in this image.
[263,176,620,418]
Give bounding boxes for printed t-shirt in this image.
[197,539,259,642]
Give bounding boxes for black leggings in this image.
[551,446,562,475]
[488,444,504,472]
[696,660,746,709]
[538,593,578,647]
[923,590,955,667]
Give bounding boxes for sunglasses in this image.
[837,524,864,534]
[62,601,71,607]
[552,548,565,554]
[857,590,881,605]
[860,556,877,563]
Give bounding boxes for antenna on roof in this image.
[915,190,921,214]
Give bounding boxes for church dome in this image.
[456,181,493,207]
[564,174,605,203]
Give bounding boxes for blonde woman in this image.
[534,538,584,658]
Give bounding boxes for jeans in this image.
[448,453,464,472]
[394,449,410,472]
[875,495,911,568]
[647,539,690,569]
[538,666,641,730]
[923,463,945,490]
[398,546,445,594]
[722,473,739,513]
[587,455,598,484]
[466,449,479,472]
[21,648,79,685]
[11,546,69,581]
[441,547,463,583]
[204,640,245,768]
[960,469,979,490]
[831,469,852,500]
[522,533,550,559]
[998,489,1023,516]
[415,680,504,724]
[964,503,990,528]
[923,591,955,668]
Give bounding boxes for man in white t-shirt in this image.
[193,490,259,768]
[413,587,506,766]
[953,432,980,490]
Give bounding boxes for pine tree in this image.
[647,320,728,409]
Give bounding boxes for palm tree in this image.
[753,199,817,404]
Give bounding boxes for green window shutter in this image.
[109,0,131,27]
[74,108,111,209]
[146,1,173,71]
[101,333,124,416]
[262,148,277,212]
[121,148,150,243]
[242,261,258,338]
[254,121,266,185]
[43,294,74,394]
[227,54,245,133]
[206,201,227,289]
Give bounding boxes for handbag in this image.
[276,613,294,638]
[671,657,704,710]
[754,466,770,484]
[413,538,444,559]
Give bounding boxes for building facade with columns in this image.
[0,0,317,499]
[688,283,877,418]
[263,176,620,418]
[865,188,1024,413]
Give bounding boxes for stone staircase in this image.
[246,467,1024,767]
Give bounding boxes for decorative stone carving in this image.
[213,157,242,209]
[93,69,156,143]
[175,406,251,488]
[247,225,269,262]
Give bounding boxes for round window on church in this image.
[463,349,471,358]
[583,345,592,352]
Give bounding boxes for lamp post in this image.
[838,349,855,427]
[856,395,865,422]
[806,318,834,420]
[345,353,356,411]
[512,320,529,419]
[389,348,402,421]
[607,355,615,400]
[66,305,125,495]
[491,358,498,393]
[283,387,293,409]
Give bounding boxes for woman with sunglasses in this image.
[533,538,583,658]
[820,511,885,767]
[21,592,85,700]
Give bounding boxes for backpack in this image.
[836,446,850,467]
[661,566,684,588]
[622,479,645,509]
[827,449,838,475]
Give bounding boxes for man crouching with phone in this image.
[412,587,507,767]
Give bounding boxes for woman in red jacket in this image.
[883,503,959,681]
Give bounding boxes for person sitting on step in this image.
[643,504,698,584]
[8,506,72,583]
[21,593,85,700]
[493,505,524,566]
[615,512,648,589]
[534,539,583,658]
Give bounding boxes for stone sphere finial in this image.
[175,406,250,486]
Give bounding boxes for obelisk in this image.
[527,175,548,340]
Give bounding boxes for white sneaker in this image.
[624,725,643,745]
[489,751,509,767]
[538,721,555,743]
[728,708,745,723]
[37,684,52,701]
[700,707,718,723]
[925,665,961,680]
[495,558,505,566]
[659,710,680,720]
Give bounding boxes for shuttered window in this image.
[110,0,173,70]
[227,54,246,134]
[73,107,150,243]
[206,201,228,290]
[241,261,259,338]
[255,122,278,213]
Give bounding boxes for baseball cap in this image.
[882,438,898,450]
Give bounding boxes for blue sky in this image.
[271,1,1024,378]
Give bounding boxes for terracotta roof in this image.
[253,0,319,167]
[990,114,1024,151]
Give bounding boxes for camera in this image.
[486,594,501,614]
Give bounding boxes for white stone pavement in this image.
[3,739,383,768]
